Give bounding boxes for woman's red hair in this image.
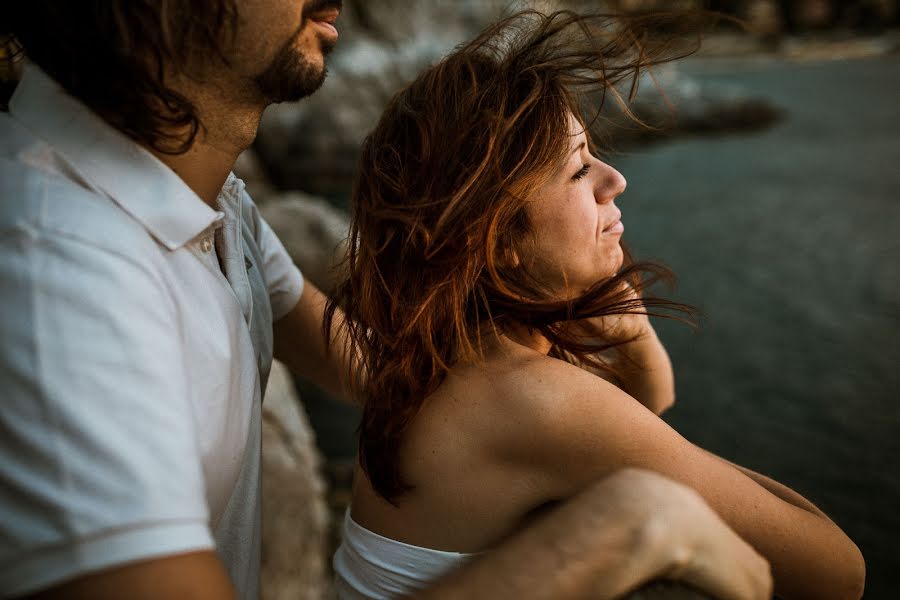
[326,10,700,502]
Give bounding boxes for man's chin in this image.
[255,50,328,104]
[320,36,338,56]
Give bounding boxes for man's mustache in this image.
[302,0,343,22]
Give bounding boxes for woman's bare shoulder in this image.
[476,345,639,423]
[415,346,619,456]
[469,346,690,494]
[437,347,865,600]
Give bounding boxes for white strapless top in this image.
[333,510,475,599]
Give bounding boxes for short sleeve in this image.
[244,196,304,321]
[0,228,213,596]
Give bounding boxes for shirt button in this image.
[201,238,213,253]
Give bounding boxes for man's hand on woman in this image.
[418,468,772,600]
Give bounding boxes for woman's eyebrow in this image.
[569,141,586,157]
[555,140,586,171]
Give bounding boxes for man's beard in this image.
[255,37,335,103]
[255,0,341,103]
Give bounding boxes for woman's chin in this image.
[610,247,625,274]
[596,253,624,281]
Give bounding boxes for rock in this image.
[254,1,498,195]
[254,1,784,199]
[738,0,785,35]
[258,193,350,293]
[261,360,332,600]
[636,67,784,134]
[788,0,835,29]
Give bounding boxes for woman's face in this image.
[522,113,627,297]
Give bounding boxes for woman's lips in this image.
[602,210,624,234]
[603,219,624,234]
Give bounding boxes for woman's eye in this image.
[571,164,590,181]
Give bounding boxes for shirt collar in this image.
[8,63,222,250]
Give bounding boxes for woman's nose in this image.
[596,162,626,203]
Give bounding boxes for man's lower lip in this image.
[603,220,624,234]
[312,20,338,39]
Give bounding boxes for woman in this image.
[326,10,864,600]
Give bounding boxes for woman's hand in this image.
[578,283,676,415]
[588,281,655,345]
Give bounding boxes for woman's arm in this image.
[701,448,832,521]
[496,358,865,600]
[606,326,675,415]
[578,285,676,415]
[417,469,771,600]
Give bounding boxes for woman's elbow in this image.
[842,542,866,600]
[820,540,866,600]
[824,531,866,600]
[778,541,864,600]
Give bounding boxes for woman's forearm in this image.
[614,329,675,415]
[694,448,864,598]
[705,450,831,520]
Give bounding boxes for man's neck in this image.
[150,76,266,207]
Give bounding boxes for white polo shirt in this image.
[0,65,303,598]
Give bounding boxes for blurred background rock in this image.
[249,0,898,201]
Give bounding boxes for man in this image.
[0,2,770,599]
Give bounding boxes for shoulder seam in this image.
[6,222,171,302]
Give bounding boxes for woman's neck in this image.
[498,323,553,355]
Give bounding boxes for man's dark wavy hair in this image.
[3,1,238,154]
